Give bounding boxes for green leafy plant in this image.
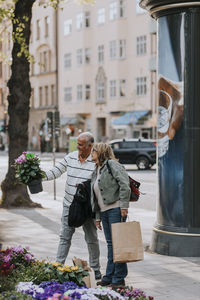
[13,152,45,185]
[0,291,32,300]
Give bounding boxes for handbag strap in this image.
[106,159,114,178]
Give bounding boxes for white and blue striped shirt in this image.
[44,151,95,207]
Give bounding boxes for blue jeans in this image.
[100,207,128,284]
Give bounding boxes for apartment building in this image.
[58,0,157,148]
[0,24,11,150]
[29,3,58,151]
[1,0,157,151]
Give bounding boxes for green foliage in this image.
[0,260,88,293]
[0,291,32,300]
[13,152,45,185]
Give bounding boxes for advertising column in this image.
[140,0,200,256]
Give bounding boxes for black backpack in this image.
[68,180,93,227]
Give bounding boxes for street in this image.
[0,151,157,284]
[0,152,157,249]
[1,152,200,300]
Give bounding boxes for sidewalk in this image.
[0,191,200,300]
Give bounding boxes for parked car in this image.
[109,138,156,170]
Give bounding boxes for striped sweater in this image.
[44,151,95,207]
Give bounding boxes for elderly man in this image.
[44,132,101,280]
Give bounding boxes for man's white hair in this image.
[78,131,94,145]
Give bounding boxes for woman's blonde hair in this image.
[92,142,117,165]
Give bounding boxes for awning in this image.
[112,111,149,126]
[60,116,84,126]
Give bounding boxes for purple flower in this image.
[24,253,33,261]
[3,255,12,263]
[12,245,24,253]
[15,154,27,164]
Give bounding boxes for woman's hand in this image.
[121,208,128,218]
[96,221,102,230]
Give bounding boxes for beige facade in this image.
[1,0,157,151]
[57,0,157,147]
[29,3,58,151]
[0,23,11,149]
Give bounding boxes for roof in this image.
[112,111,149,126]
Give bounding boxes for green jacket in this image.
[91,159,131,219]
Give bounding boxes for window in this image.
[137,35,147,55]
[45,16,50,37]
[111,142,120,149]
[51,84,55,105]
[109,40,126,60]
[110,1,117,20]
[85,11,90,28]
[36,20,41,40]
[30,88,34,108]
[97,82,105,102]
[121,141,137,148]
[85,84,91,100]
[136,77,147,96]
[64,87,72,102]
[43,51,48,72]
[39,87,43,106]
[45,86,49,106]
[98,8,105,24]
[76,13,83,30]
[64,53,71,69]
[0,62,2,78]
[136,0,146,14]
[119,0,126,18]
[0,34,2,51]
[85,48,91,64]
[30,24,33,43]
[40,51,50,73]
[151,33,157,55]
[7,32,11,50]
[119,79,126,97]
[64,19,72,35]
[77,85,83,101]
[109,40,117,59]
[30,60,35,76]
[110,80,116,97]
[119,39,126,59]
[98,45,104,63]
[76,49,83,66]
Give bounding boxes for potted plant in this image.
[13,152,46,194]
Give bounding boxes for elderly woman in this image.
[91,142,130,288]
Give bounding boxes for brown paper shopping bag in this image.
[72,257,96,288]
[111,221,144,263]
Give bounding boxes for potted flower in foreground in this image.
[13,152,45,194]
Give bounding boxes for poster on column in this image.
[157,14,185,226]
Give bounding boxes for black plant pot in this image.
[28,179,43,194]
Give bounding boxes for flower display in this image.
[13,152,45,185]
[0,246,154,300]
[66,287,125,299]
[0,246,34,276]
[16,281,80,299]
[112,286,147,299]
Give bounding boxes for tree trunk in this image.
[0,0,40,208]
